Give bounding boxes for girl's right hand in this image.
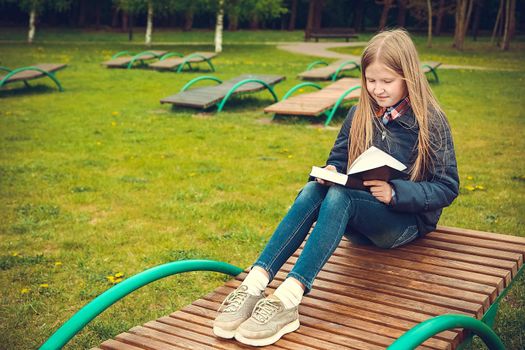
[316,164,337,186]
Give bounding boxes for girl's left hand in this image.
[363,180,394,204]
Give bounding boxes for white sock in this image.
[274,278,304,309]
[241,268,269,296]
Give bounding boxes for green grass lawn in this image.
[1,30,524,349]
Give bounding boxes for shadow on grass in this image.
[0,83,61,97]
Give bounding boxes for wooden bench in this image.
[102,50,168,69]
[149,52,218,73]
[305,28,358,42]
[40,226,524,349]
[0,63,67,92]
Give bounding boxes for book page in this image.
[347,146,406,175]
[310,166,348,186]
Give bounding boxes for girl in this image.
[214,29,459,347]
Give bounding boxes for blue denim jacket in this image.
[324,105,459,236]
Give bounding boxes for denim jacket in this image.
[323,105,459,236]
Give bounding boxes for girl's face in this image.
[365,60,408,108]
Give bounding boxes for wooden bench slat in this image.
[437,226,525,245]
[426,232,525,255]
[99,339,146,350]
[332,245,505,292]
[413,239,523,266]
[338,241,512,286]
[131,325,217,350]
[115,331,184,350]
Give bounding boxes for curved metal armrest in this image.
[181,75,223,92]
[324,85,361,126]
[177,53,216,73]
[282,82,322,101]
[0,66,64,91]
[160,52,184,60]
[331,60,361,81]
[112,51,135,59]
[39,259,243,350]
[0,66,12,73]
[127,51,164,69]
[217,78,279,112]
[306,60,328,71]
[387,314,505,350]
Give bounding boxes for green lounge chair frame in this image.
[105,50,173,69]
[299,59,361,81]
[422,62,442,83]
[39,225,525,350]
[160,74,283,112]
[265,78,361,126]
[0,64,66,91]
[152,52,216,73]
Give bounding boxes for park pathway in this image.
[277,41,494,70]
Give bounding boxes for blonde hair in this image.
[349,29,448,181]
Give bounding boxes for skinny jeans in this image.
[253,181,419,293]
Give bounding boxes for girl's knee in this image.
[296,181,328,202]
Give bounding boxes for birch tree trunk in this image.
[28,7,36,44]
[215,0,224,53]
[427,0,433,48]
[145,0,153,46]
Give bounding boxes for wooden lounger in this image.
[0,63,67,91]
[102,50,168,69]
[160,74,285,112]
[422,61,442,83]
[149,52,218,73]
[41,226,525,349]
[264,78,361,126]
[298,59,361,81]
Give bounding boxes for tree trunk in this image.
[397,0,408,27]
[28,7,36,44]
[501,0,515,50]
[121,11,128,31]
[453,0,473,50]
[471,0,482,40]
[183,9,194,31]
[313,0,324,29]
[378,0,394,31]
[427,0,433,47]
[145,0,153,46]
[215,0,224,53]
[78,0,86,27]
[228,13,239,31]
[249,14,259,29]
[353,0,365,32]
[491,0,503,43]
[306,0,316,38]
[435,0,446,35]
[95,1,102,30]
[288,0,298,31]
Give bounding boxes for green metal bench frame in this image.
[111,51,176,70]
[305,60,361,81]
[0,66,64,91]
[423,63,440,83]
[39,258,522,349]
[276,81,360,126]
[180,75,279,112]
[159,53,216,73]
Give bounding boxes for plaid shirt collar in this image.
[376,96,411,125]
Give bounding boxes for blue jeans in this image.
[253,181,419,293]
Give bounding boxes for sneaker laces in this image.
[217,285,249,313]
[251,297,281,324]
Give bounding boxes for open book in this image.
[310,146,407,190]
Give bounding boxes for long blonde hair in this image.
[349,29,447,181]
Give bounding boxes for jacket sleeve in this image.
[325,106,356,173]
[389,120,460,213]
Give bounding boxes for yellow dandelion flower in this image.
[114,272,124,278]
[475,185,485,190]
[96,141,102,146]
[39,283,49,288]
[106,275,115,282]
[466,176,473,180]
[111,111,120,117]
[298,89,304,93]
[111,121,117,127]
[189,173,196,177]
[288,155,293,158]
[21,288,30,294]
[11,252,19,257]
[114,278,123,284]
[54,261,62,267]
[465,185,476,191]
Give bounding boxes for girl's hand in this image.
[316,165,337,186]
[363,180,394,204]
